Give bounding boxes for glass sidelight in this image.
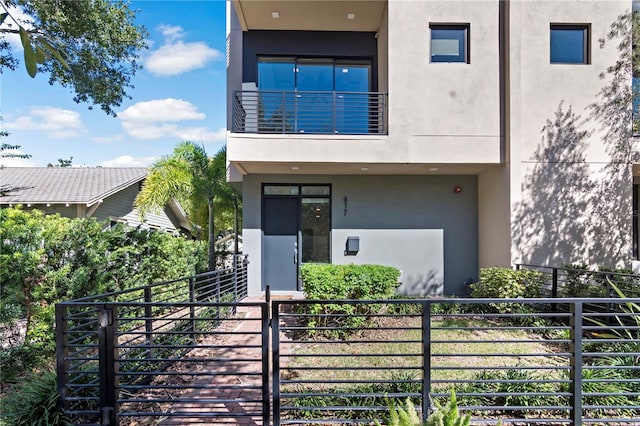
[301,198,330,263]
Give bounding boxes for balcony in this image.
[232,90,388,135]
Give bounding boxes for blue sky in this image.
[1,0,227,167]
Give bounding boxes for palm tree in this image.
[135,142,239,270]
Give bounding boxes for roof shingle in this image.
[0,167,148,205]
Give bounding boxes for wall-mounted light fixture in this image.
[454,185,463,194]
[343,196,348,216]
[345,236,359,255]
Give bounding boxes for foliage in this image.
[375,392,471,426]
[0,142,30,159]
[456,369,565,417]
[46,156,72,167]
[469,268,544,313]
[299,263,400,338]
[0,0,147,116]
[0,370,66,426]
[0,138,32,195]
[585,280,640,377]
[135,142,240,270]
[302,263,400,300]
[0,206,207,383]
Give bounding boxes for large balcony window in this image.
[233,57,387,135]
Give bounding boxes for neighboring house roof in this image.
[0,167,191,233]
[0,167,147,206]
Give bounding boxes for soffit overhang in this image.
[232,0,387,32]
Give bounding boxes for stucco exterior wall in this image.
[387,0,501,144]
[508,0,633,268]
[242,174,478,297]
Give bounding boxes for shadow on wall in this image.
[513,13,638,268]
[397,269,443,297]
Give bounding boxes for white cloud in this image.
[5,107,86,139]
[91,134,124,144]
[118,99,223,143]
[157,24,185,43]
[100,155,158,167]
[177,126,226,143]
[145,24,221,76]
[119,98,205,123]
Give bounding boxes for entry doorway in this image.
[262,185,331,291]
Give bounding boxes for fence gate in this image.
[56,261,275,425]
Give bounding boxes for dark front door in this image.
[262,185,331,292]
[263,197,299,291]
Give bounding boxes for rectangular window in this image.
[430,24,469,63]
[550,24,590,64]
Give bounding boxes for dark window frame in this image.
[550,24,591,64]
[429,23,470,64]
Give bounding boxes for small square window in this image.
[550,24,590,64]
[430,24,469,63]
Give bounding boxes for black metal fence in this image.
[272,298,640,425]
[232,90,388,135]
[516,263,640,298]
[55,255,262,425]
[56,261,640,425]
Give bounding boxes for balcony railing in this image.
[232,90,387,135]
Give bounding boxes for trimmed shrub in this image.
[299,263,400,338]
[469,267,544,313]
[301,263,400,300]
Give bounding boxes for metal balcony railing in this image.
[232,90,388,135]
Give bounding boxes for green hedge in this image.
[299,263,400,338]
[301,263,400,300]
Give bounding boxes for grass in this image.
[281,316,568,387]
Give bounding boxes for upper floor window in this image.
[430,24,470,63]
[550,24,590,64]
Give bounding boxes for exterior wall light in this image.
[454,186,462,194]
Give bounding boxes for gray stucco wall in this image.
[242,174,478,296]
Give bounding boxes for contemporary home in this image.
[0,167,192,234]
[226,0,637,296]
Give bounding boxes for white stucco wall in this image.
[508,0,633,268]
[227,0,503,167]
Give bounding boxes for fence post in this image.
[216,272,222,318]
[569,302,583,426]
[422,301,432,422]
[551,268,559,317]
[144,287,154,358]
[263,302,272,426]
[271,298,280,426]
[55,304,69,415]
[233,255,239,314]
[99,305,118,426]
[552,268,559,299]
[189,277,196,343]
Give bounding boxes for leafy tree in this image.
[46,156,72,167]
[0,0,147,116]
[135,142,241,270]
[1,138,32,196]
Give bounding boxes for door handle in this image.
[294,248,298,264]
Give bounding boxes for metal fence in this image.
[232,90,388,135]
[55,255,262,425]
[516,263,640,298]
[56,264,640,425]
[272,298,640,425]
